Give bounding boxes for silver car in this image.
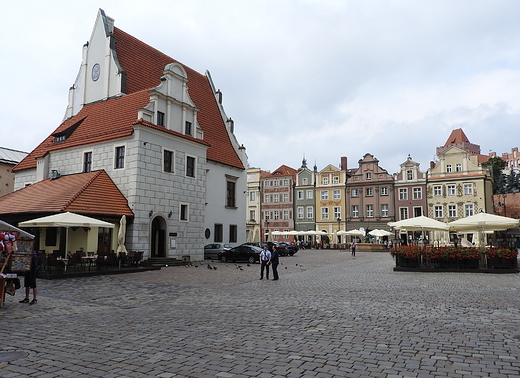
[204,243,232,259]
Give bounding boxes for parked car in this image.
[274,242,298,256]
[204,243,233,259]
[218,245,263,263]
[242,242,269,249]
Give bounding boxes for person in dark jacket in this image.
[270,245,279,280]
[19,251,38,305]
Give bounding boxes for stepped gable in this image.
[113,27,244,169]
[0,170,133,217]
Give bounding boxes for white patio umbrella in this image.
[448,212,520,247]
[344,229,366,236]
[19,212,114,257]
[387,216,449,231]
[116,215,127,253]
[0,220,35,240]
[369,229,393,237]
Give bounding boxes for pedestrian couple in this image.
[259,245,279,280]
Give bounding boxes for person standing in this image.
[259,245,271,280]
[270,245,279,280]
[19,250,38,305]
[351,241,357,257]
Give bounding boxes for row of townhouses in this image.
[246,129,520,244]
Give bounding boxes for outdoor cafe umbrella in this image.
[387,216,449,231]
[116,215,127,253]
[368,229,393,237]
[19,212,114,257]
[448,212,520,247]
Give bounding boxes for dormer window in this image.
[55,135,67,143]
[52,117,85,144]
[185,121,192,136]
[157,111,165,127]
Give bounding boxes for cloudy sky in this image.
[2,0,520,174]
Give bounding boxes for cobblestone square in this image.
[2,249,519,377]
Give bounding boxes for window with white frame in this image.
[322,177,329,185]
[264,181,270,187]
[297,207,304,219]
[448,204,457,218]
[115,146,125,169]
[333,207,341,219]
[366,187,373,197]
[249,210,256,222]
[321,207,329,220]
[456,163,462,172]
[351,189,359,197]
[434,205,443,218]
[180,203,189,221]
[264,194,270,203]
[283,179,289,186]
[407,170,413,180]
[366,172,372,180]
[380,187,388,196]
[84,151,92,173]
[185,121,192,136]
[297,190,304,200]
[414,207,422,217]
[465,203,474,217]
[186,155,196,177]
[446,164,452,172]
[413,187,422,199]
[302,177,308,185]
[333,190,341,199]
[399,188,408,200]
[464,183,473,195]
[434,186,442,196]
[447,185,456,196]
[283,193,289,202]
[273,194,279,203]
[333,176,339,184]
[249,191,256,201]
[381,204,389,217]
[366,204,374,217]
[400,207,408,220]
[306,206,313,219]
[264,211,270,220]
[306,190,313,199]
[273,211,280,220]
[273,180,279,186]
[283,210,289,220]
[321,191,329,200]
[352,205,359,218]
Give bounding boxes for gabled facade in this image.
[294,158,316,235]
[427,146,493,222]
[346,153,394,233]
[315,157,349,239]
[3,9,247,260]
[393,155,427,221]
[261,165,297,242]
[246,168,262,242]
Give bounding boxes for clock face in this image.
[91,63,100,81]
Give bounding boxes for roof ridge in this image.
[62,170,102,211]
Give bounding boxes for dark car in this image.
[218,245,263,263]
[274,242,298,256]
[242,242,269,249]
[204,243,232,259]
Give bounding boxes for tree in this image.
[482,157,507,194]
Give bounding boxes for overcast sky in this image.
[2,0,520,174]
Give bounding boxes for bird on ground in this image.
[213,266,217,270]
[207,264,212,269]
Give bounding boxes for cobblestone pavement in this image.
[2,249,520,377]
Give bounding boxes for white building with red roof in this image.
[1,9,247,261]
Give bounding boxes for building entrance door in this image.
[151,217,166,257]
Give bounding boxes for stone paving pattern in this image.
[2,250,520,377]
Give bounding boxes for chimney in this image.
[340,156,347,171]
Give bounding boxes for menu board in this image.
[10,254,31,272]
[14,240,34,253]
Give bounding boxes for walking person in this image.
[270,244,279,280]
[351,241,357,257]
[259,245,271,280]
[19,250,38,305]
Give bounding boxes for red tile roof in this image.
[113,27,244,169]
[444,128,470,146]
[15,25,244,172]
[0,170,133,217]
[263,165,297,178]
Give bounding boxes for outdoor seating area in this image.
[36,250,154,279]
